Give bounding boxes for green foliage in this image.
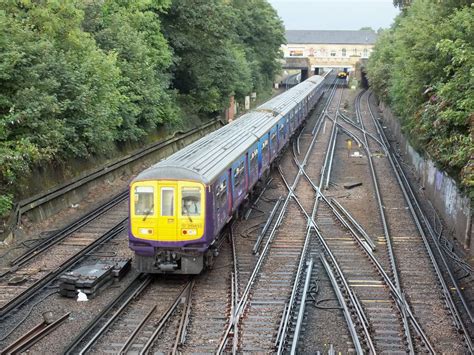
[83,0,178,141]
[232,0,286,94]
[0,1,122,184]
[0,194,13,218]
[368,1,474,190]
[162,0,284,116]
[0,0,285,215]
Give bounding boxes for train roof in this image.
[133,74,327,185]
[258,75,324,116]
[134,111,277,184]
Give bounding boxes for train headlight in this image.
[182,229,197,236]
[139,228,154,235]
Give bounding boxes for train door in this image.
[157,182,178,241]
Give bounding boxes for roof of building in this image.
[285,30,377,45]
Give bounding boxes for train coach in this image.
[128,71,333,274]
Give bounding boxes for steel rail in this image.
[252,197,283,254]
[355,91,415,353]
[216,76,339,354]
[277,170,374,354]
[279,85,344,352]
[290,258,314,355]
[64,274,151,354]
[1,312,70,354]
[65,274,152,355]
[7,192,128,270]
[330,198,376,251]
[276,82,342,354]
[324,82,345,189]
[138,280,193,355]
[228,225,239,354]
[119,305,157,354]
[339,110,360,125]
[0,220,126,320]
[320,255,364,354]
[338,109,386,150]
[172,280,194,355]
[367,92,473,351]
[296,164,435,354]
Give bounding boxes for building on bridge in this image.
[281,30,377,80]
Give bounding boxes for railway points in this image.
[0,72,471,354]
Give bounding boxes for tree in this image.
[83,0,177,141]
[232,0,286,94]
[162,0,252,116]
[368,0,473,190]
[0,1,122,187]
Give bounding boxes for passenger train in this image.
[129,71,334,274]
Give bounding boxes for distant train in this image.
[128,71,334,274]
[337,71,348,79]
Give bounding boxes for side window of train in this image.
[250,148,258,171]
[216,179,227,210]
[234,160,245,188]
[271,131,277,149]
[262,138,269,157]
[279,124,284,139]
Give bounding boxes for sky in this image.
[267,0,400,31]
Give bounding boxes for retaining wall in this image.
[1,120,222,243]
[380,103,472,256]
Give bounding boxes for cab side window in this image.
[182,187,201,216]
[135,186,154,216]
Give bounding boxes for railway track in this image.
[365,92,473,351]
[215,79,342,353]
[1,79,469,354]
[354,91,468,353]
[0,194,128,319]
[178,236,232,353]
[277,85,411,354]
[64,275,191,354]
[275,85,472,354]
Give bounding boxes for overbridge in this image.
[282,30,377,77]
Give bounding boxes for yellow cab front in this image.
[130,180,205,243]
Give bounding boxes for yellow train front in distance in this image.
[337,71,348,79]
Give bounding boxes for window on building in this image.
[342,48,347,57]
[363,48,369,58]
[289,48,304,57]
[353,48,358,56]
[330,50,336,57]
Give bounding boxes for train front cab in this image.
[130,180,207,274]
